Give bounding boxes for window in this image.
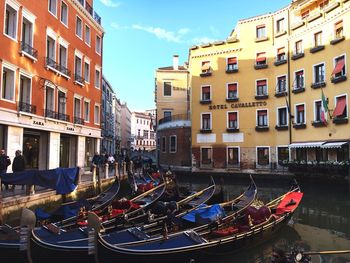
[333,96,347,119]
[19,75,31,106]
[256,25,266,38]
[60,1,68,26]
[45,85,55,115]
[301,10,309,19]
[276,18,284,33]
[4,3,18,40]
[201,86,211,101]
[201,61,211,73]
[277,147,289,165]
[201,147,212,165]
[75,16,82,39]
[227,83,237,99]
[95,68,101,88]
[295,70,304,90]
[257,110,268,127]
[257,147,269,165]
[335,21,343,39]
[96,35,101,55]
[48,0,57,16]
[21,17,33,51]
[163,82,172,96]
[319,0,329,10]
[227,57,238,71]
[296,104,305,124]
[332,55,346,78]
[277,47,286,61]
[46,35,56,63]
[85,25,91,45]
[201,113,211,130]
[94,105,100,124]
[161,137,166,153]
[277,76,286,93]
[144,130,149,139]
[227,112,238,129]
[74,98,81,118]
[256,52,266,65]
[256,80,267,96]
[314,31,322,47]
[164,111,171,120]
[277,108,287,126]
[314,63,325,83]
[84,61,90,83]
[74,55,83,82]
[1,66,15,101]
[295,40,303,55]
[57,91,66,119]
[314,101,322,122]
[169,135,177,153]
[59,44,67,71]
[227,147,239,166]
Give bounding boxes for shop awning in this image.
[289,141,325,148]
[321,141,348,149]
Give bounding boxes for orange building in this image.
[0,0,103,171]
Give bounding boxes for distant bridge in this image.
[130,150,157,164]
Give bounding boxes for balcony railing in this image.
[59,64,71,77]
[46,57,60,71]
[74,116,85,125]
[158,113,190,125]
[20,41,38,59]
[76,0,102,25]
[18,101,36,114]
[57,113,70,122]
[45,109,58,119]
[74,73,84,84]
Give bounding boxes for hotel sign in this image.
[208,101,267,110]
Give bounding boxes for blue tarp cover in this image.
[0,167,78,194]
[182,204,226,224]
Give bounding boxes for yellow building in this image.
[190,0,350,173]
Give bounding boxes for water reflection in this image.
[177,175,350,263]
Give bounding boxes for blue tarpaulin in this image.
[0,167,79,194]
[182,204,226,224]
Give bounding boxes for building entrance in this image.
[0,125,6,150]
[60,134,77,168]
[23,129,48,170]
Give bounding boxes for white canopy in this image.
[321,142,348,149]
[289,141,325,148]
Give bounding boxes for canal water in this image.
[176,174,350,263]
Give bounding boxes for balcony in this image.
[74,116,85,125]
[275,125,288,131]
[18,101,36,114]
[20,41,38,61]
[45,109,58,119]
[310,45,325,53]
[311,81,326,89]
[275,91,287,98]
[200,99,211,104]
[255,94,268,100]
[254,63,268,70]
[331,75,347,84]
[57,113,70,122]
[74,74,84,85]
[291,52,304,60]
[255,126,269,131]
[76,0,102,25]
[293,123,306,129]
[312,121,326,127]
[46,57,60,72]
[58,64,71,78]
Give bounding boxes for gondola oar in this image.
[294,249,350,262]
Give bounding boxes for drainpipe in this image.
[287,8,292,146]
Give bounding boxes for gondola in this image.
[29,179,168,263]
[0,169,120,262]
[97,180,302,263]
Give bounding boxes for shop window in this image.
[227,112,238,129]
[296,104,305,124]
[227,83,237,100]
[337,146,349,161]
[227,147,239,166]
[76,16,82,39]
[277,147,289,165]
[316,148,328,162]
[257,147,269,166]
[277,108,287,126]
[60,1,68,26]
[169,135,177,153]
[296,148,307,161]
[163,82,172,96]
[1,66,15,101]
[257,110,268,127]
[201,147,212,165]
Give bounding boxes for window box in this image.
[255,36,269,42]
[226,68,238,73]
[330,36,345,45]
[291,53,304,60]
[307,12,322,23]
[200,129,212,133]
[255,126,269,131]
[226,98,239,102]
[226,128,240,133]
[275,125,288,131]
[310,45,325,53]
[200,100,212,104]
[292,87,305,94]
[311,82,326,89]
[331,75,347,84]
[275,92,287,98]
[291,21,305,31]
[293,123,306,129]
[255,95,268,100]
[274,59,287,66]
[312,121,327,127]
[333,117,348,124]
[200,72,212,77]
[254,64,268,70]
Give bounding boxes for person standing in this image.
[0,149,11,190]
[12,150,25,190]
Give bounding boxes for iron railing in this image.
[20,41,38,59]
[59,64,71,77]
[76,0,101,25]
[74,73,84,84]
[57,112,70,122]
[18,101,36,114]
[45,109,57,119]
[74,116,85,125]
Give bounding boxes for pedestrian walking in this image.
[12,150,25,190]
[0,149,11,190]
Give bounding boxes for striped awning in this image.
[289,141,325,148]
[321,142,348,149]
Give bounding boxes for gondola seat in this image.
[211,226,239,237]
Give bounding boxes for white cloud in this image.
[132,25,190,43]
[111,22,127,30]
[190,37,217,45]
[99,0,121,8]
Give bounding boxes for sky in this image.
[94,0,292,112]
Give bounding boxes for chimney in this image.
[173,55,179,70]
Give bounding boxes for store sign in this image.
[66,127,75,131]
[209,101,267,110]
[33,120,44,126]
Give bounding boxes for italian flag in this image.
[321,90,328,125]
